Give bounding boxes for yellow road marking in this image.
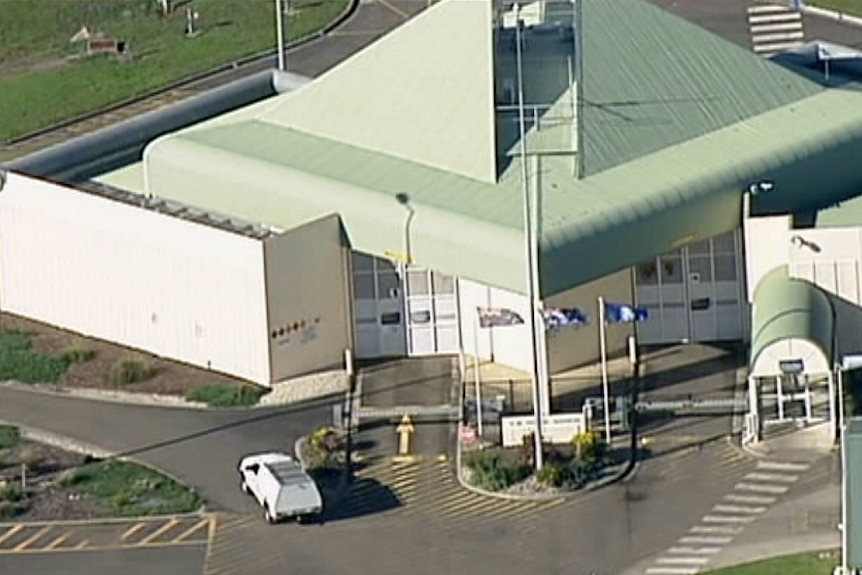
[139,518,180,545]
[121,522,148,541]
[75,540,89,550]
[45,534,69,550]
[376,0,410,19]
[0,525,24,546]
[174,518,210,543]
[14,526,51,551]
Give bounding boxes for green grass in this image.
[0,0,349,140]
[703,550,838,575]
[0,330,70,383]
[806,0,862,16]
[185,383,265,407]
[0,425,21,450]
[57,459,201,516]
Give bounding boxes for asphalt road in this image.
[0,545,206,575]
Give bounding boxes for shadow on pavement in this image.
[319,476,401,523]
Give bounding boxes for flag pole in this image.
[473,312,484,440]
[598,296,611,444]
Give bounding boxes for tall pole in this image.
[473,313,484,440]
[573,0,585,179]
[598,296,611,444]
[275,0,286,71]
[514,4,543,471]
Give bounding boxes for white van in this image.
[238,452,323,524]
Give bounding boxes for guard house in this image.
[745,265,836,442]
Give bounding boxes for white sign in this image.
[501,413,585,447]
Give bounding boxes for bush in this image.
[185,384,264,407]
[303,426,345,470]
[59,344,95,364]
[572,430,607,465]
[536,462,564,488]
[0,500,23,518]
[109,358,154,386]
[0,426,21,450]
[0,483,23,503]
[464,450,529,492]
[17,445,44,474]
[0,330,70,383]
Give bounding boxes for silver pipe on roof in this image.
[3,69,310,183]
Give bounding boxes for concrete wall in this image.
[743,213,793,302]
[264,215,353,382]
[545,267,634,374]
[0,172,271,384]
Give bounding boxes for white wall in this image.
[743,213,793,302]
[0,173,271,385]
[751,337,830,377]
[458,278,532,372]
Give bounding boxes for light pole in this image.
[395,193,415,265]
[275,0,286,71]
[514,3,544,471]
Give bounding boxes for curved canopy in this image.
[750,266,834,377]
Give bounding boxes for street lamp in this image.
[514,3,545,471]
[395,192,415,265]
[274,0,287,71]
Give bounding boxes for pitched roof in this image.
[256,0,498,183]
[578,0,823,176]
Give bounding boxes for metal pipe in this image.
[514,4,544,471]
[276,0,286,71]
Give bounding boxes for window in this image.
[377,271,401,299]
[712,232,736,255]
[687,256,712,282]
[636,261,658,285]
[353,274,375,299]
[660,256,683,284]
[688,239,710,256]
[351,252,374,272]
[714,255,737,281]
[432,272,455,295]
[407,270,430,295]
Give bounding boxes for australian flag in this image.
[541,307,588,330]
[604,301,648,323]
[477,307,525,328]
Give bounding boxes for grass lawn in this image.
[58,459,202,516]
[806,0,862,15]
[0,330,70,383]
[704,550,839,575]
[185,383,266,407]
[0,0,349,141]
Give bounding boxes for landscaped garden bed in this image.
[0,424,201,520]
[461,430,619,495]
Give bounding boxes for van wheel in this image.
[264,506,277,524]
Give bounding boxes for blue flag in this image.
[477,307,525,328]
[604,302,648,323]
[542,307,587,330]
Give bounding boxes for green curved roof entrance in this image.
[750,266,834,375]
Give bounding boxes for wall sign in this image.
[271,317,321,348]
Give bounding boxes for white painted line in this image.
[702,515,755,524]
[679,536,733,545]
[712,504,767,515]
[752,31,805,43]
[668,547,722,555]
[690,525,744,534]
[749,13,802,24]
[735,482,789,494]
[657,557,711,565]
[757,461,809,472]
[751,22,804,33]
[646,568,701,575]
[748,4,795,14]
[744,472,799,483]
[724,494,776,505]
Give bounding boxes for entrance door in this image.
[351,252,407,359]
[405,267,459,356]
[634,230,745,344]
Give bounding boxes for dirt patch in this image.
[0,312,254,398]
[0,53,70,80]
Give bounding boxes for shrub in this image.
[464,450,529,492]
[0,426,21,450]
[0,483,23,503]
[59,344,95,364]
[303,426,345,470]
[0,500,22,519]
[0,330,70,383]
[109,358,154,386]
[185,384,264,407]
[17,445,44,474]
[536,462,564,488]
[572,430,607,465]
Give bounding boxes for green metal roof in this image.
[750,266,833,369]
[578,0,823,177]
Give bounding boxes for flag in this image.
[604,301,648,323]
[541,307,587,330]
[477,307,524,328]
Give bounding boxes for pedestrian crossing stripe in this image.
[650,444,753,482]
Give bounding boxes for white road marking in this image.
[702,515,755,524]
[745,472,798,483]
[646,568,701,575]
[668,547,722,555]
[734,482,788,494]
[747,4,794,13]
[712,504,767,515]
[724,493,776,505]
[657,557,711,565]
[757,461,810,472]
[679,536,733,545]
[690,525,743,534]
